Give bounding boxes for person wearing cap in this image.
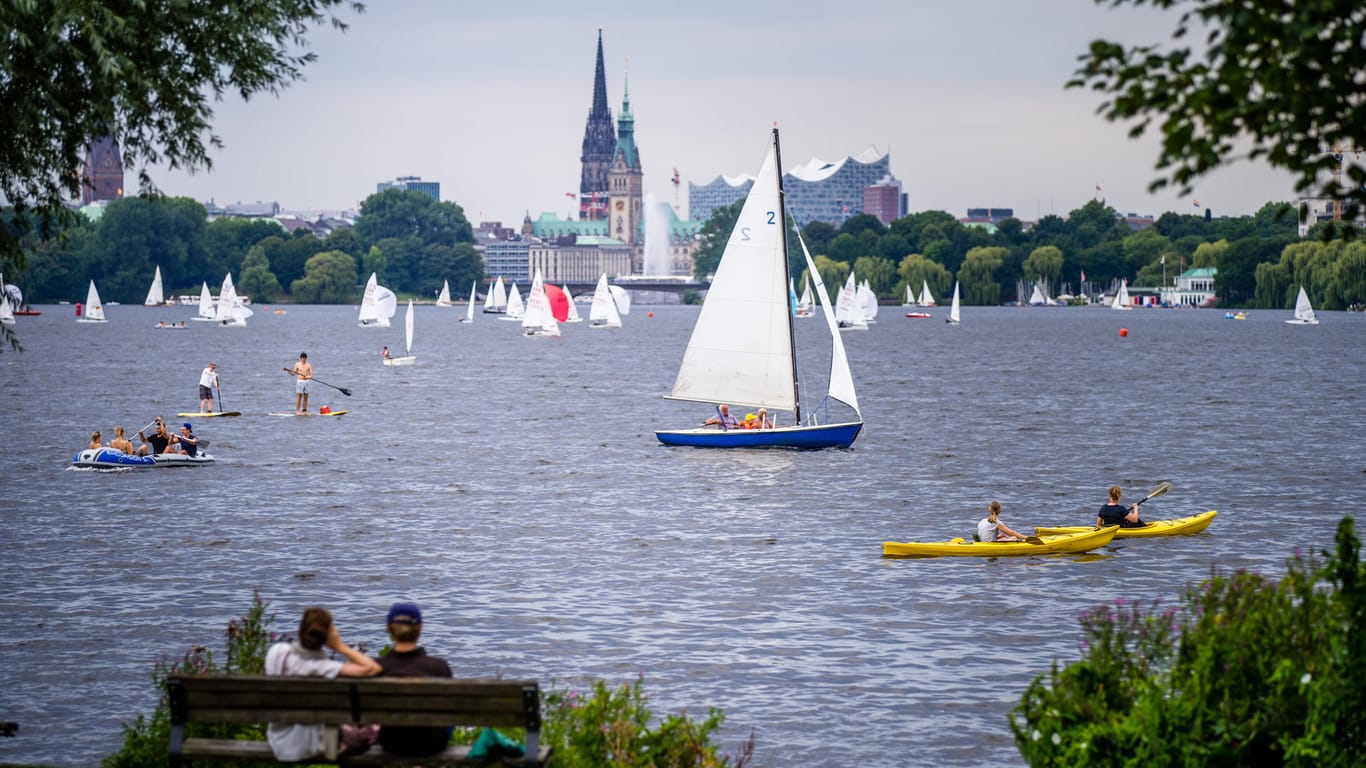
[264,607,381,762]
[374,602,454,757]
[170,422,199,457]
[198,362,218,414]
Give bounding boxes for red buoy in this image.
[1119,328,1128,337]
[647,311,654,318]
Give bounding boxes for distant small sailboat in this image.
[946,281,961,324]
[385,300,418,364]
[144,266,165,306]
[215,273,253,327]
[836,273,867,330]
[503,283,525,321]
[78,280,107,323]
[483,276,507,313]
[358,272,397,327]
[1029,282,1048,307]
[589,273,622,329]
[1111,278,1133,310]
[460,281,476,322]
[918,280,936,307]
[521,269,560,337]
[435,280,452,307]
[563,284,583,323]
[796,275,815,317]
[902,283,916,307]
[858,280,879,324]
[191,281,216,321]
[1285,286,1319,325]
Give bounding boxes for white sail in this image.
[948,281,961,324]
[608,285,631,316]
[1287,285,1319,325]
[192,281,216,321]
[521,269,560,336]
[835,273,866,330]
[74,280,110,322]
[436,280,451,307]
[215,273,250,326]
[358,272,396,327]
[0,273,13,326]
[667,139,796,411]
[563,285,583,322]
[797,275,815,317]
[405,299,415,352]
[1111,279,1132,310]
[903,283,915,306]
[485,276,507,313]
[589,273,622,328]
[463,281,476,322]
[919,280,935,307]
[859,280,879,323]
[794,230,861,417]
[505,283,525,320]
[1029,283,1047,306]
[483,279,495,310]
[144,266,165,306]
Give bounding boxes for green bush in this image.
[1010,516,1365,767]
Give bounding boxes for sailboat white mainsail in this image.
[215,273,252,326]
[1286,285,1319,325]
[859,280,879,324]
[835,273,867,330]
[78,280,108,323]
[1111,278,1133,310]
[144,266,165,306]
[588,273,622,328]
[461,281,476,322]
[1029,282,1048,306]
[903,283,916,306]
[0,273,13,326]
[521,269,560,337]
[504,283,525,320]
[192,281,216,321]
[947,281,961,324]
[385,300,418,364]
[484,276,507,313]
[796,275,815,317]
[656,128,863,448]
[563,285,583,323]
[918,280,936,307]
[358,272,397,327]
[435,280,452,307]
[608,285,631,316]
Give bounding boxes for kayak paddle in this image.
[1135,481,1172,506]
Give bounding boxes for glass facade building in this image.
[688,148,896,228]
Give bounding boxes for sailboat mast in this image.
[772,127,802,426]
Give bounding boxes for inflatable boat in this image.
[72,448,214,468]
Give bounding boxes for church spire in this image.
[578,28,616,220]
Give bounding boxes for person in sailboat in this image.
[702,404,739,429]
[136,417,172,455]
[198,362,218,414]
[171,422,199,457]
[1096,485,1145,528]
[978,501,1027,542]
[108,426,135,454]
[382,346,391,361]
[289,352,313,415]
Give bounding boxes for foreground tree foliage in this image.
[105,593,749,767]
[1011,516,1364,767]
[1069,0,1366,236]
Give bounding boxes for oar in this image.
[215,385,224,414]
[281,367,352,397]
[1135,481,1172,506]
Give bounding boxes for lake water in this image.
[1,302,1362,767]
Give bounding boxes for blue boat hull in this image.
[655,421,863,449]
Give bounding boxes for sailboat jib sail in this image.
[589,273,622,328]
[436,280,452,307]
[1286,285,1319,325]
[144,266,165,306]
[461,281,476,322]
[384,300,418,364]
[657,128,862,449]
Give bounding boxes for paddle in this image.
[215,384,225,414]
[1135,481,1172,506]
[282,367,352,396]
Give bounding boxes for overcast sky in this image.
[148,0,1296,224]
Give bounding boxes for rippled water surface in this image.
[1,303,1363,766]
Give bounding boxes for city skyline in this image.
[147,1,1298,224]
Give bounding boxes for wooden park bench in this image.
[167,675,549,766]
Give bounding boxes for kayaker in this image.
[1096,485,1145,528]
[978,500,1027,542]
[198,361,219,413]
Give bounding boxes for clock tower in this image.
[81,135,125,205]
[607,72,643,247]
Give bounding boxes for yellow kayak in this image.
[1033,510,1217,539]
[882,526,1119,558]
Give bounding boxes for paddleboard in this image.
[267,410,347,417]
[176,412,242,418]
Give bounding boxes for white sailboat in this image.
[191,281,216,321]
[460,281,476,322]
[503,283,525,320]
[0,273,13,326]
[796,275,815,317]
[521,269,561,337]
[1029,282,1048,306]
[858,280,879,324]
[215,273,252,327]
[144,266,166,306]
[435,280,452,307]
[588,273,622,329]
[1285,286,1319,325]
[656,128,863,449]
[358,272,397,327]
[835,273,867,330]
[608,285,631,316]
[918,280,936,307]
[902,283,916,306]
[483,276,507,313]
[1111,278,1133,310]
[563,284,583,323]
[78,280,107,323]
[385,300,418,364]
[946,281,961,325]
